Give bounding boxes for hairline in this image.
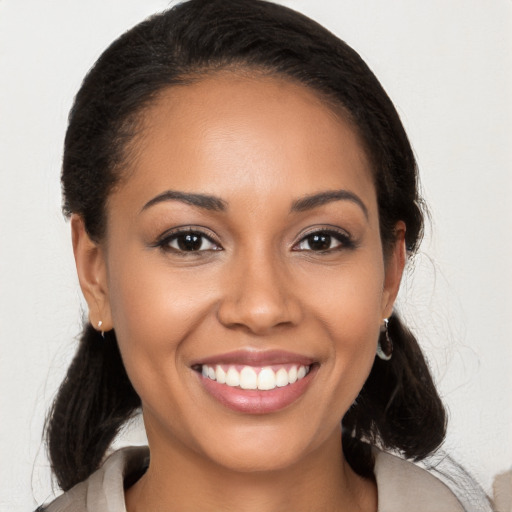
[103,65,386,247]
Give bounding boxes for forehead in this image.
[116,72,376,214]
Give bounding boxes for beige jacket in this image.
[42,446,465,512]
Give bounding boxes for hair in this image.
[48,0,446,492]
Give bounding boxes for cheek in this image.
[105,251,213,393]
[305,251,385,338]
[302,254,385,405]
[108,247,209,333]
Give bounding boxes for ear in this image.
[71,214,113,332]
[381,221,407,319]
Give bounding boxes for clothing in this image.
[493,470,512,512]
[41,445,464,512]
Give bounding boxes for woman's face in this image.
[76,73,404,472]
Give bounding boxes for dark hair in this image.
[48,0,445,491]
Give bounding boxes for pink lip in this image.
[191,349,315,367]
[193,350,318,415]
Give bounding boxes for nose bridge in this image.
[217,242,300,334]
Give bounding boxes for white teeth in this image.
[225,367,240,387]
[257,367,276,390]
[201,364,310,391]
[240,367,258,389]
[215,365,226,384]
[275,368,288,387]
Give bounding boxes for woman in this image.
[38,0,493,510]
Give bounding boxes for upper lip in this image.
[191,349,315,367]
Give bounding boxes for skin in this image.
[72,73,406,512]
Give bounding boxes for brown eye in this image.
[294,229,353,252]
[175,233,204,251]
[160,230,221,252]
[303,233,333,251]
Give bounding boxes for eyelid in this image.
[295,225,352,242]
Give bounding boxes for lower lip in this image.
[198,367,316,414]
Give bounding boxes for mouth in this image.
[191,350,318,414]
[194,363,311,391]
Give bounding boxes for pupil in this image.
[308,234,330,251]
[178,234,202,251]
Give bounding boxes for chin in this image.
[205,442,307,474]
[193,419,335,475]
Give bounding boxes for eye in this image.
[157,229,221,253]
[293,229,353,252]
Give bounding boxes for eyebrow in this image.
[141,190,227,213]
[141,188,368,218]
[291,189,368,218]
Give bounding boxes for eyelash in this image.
[154,227,355,255]
[292,228,355,253]
[155,228,222,254]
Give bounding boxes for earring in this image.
[97,320,105,339]
[376,318,393,361]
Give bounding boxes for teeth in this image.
[288,366,298,384]
[201,364,310,391]
[225,367,240,387]
[215,365,226,384]
[257,367,276,390]
[240,367,258,389]
[276,368,288,387]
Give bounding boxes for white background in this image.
[0,0,511,510]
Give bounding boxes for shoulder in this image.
[374,449,464,512]
[38,446,149,512]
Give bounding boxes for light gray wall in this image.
[1,0,510,509]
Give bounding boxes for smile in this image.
[192,351,317,414]
[200,364,311,391]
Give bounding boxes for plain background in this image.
[0,0,511,509]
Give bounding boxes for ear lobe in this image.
[71,215,113,331]
[381,221,407,319]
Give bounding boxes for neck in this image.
[125,428,377,512]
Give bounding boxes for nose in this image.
[216,248,302,335]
